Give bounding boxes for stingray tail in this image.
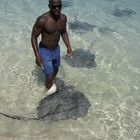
[0,112,39,121]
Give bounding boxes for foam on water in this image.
[0,0,140,139]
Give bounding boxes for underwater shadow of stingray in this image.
[0,78,91,122]
[63,49,97,68]
[113,7,136,17]
[69,20,96,33]
[99,27,116,35]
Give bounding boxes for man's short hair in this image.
[49,0,61,4]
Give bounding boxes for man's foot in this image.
[45,83,57,96]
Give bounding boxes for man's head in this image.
[49,0,62,18]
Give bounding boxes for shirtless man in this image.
[31,0,72,95]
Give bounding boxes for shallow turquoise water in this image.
[0,0,140,139]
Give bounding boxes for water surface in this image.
[0,0,140,139]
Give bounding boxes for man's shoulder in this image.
[61,13,67,18]
[36,12,49,24]
[61,14,67,21]
[37,12,49,20]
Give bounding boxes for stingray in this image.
[37,80,91,121]
[99,27,116,34]
[113,7,136,17]
[69,20,96,33]
[0,79,90,122]
[63,48,97,68]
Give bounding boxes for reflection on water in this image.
[0,0,140,139]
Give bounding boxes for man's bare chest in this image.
[43,20,65,34]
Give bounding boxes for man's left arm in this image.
[61,17,73,56]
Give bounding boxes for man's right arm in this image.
[31,17,43,65]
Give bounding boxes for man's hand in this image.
[67,47,73,57]
[35,55,42,66]
[36,56,44,70]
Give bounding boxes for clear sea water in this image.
[0,0,140,139]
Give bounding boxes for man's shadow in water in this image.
[31,65,45,86]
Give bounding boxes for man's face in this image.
[49,0,62,17]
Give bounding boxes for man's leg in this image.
[45,74,54,89]
[45,67,58,88]
[45,74,57,95]
[53,68,59,78]
[42,60,56,93]
[44,67,59,95]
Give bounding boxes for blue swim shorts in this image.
[38,42,60,75]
